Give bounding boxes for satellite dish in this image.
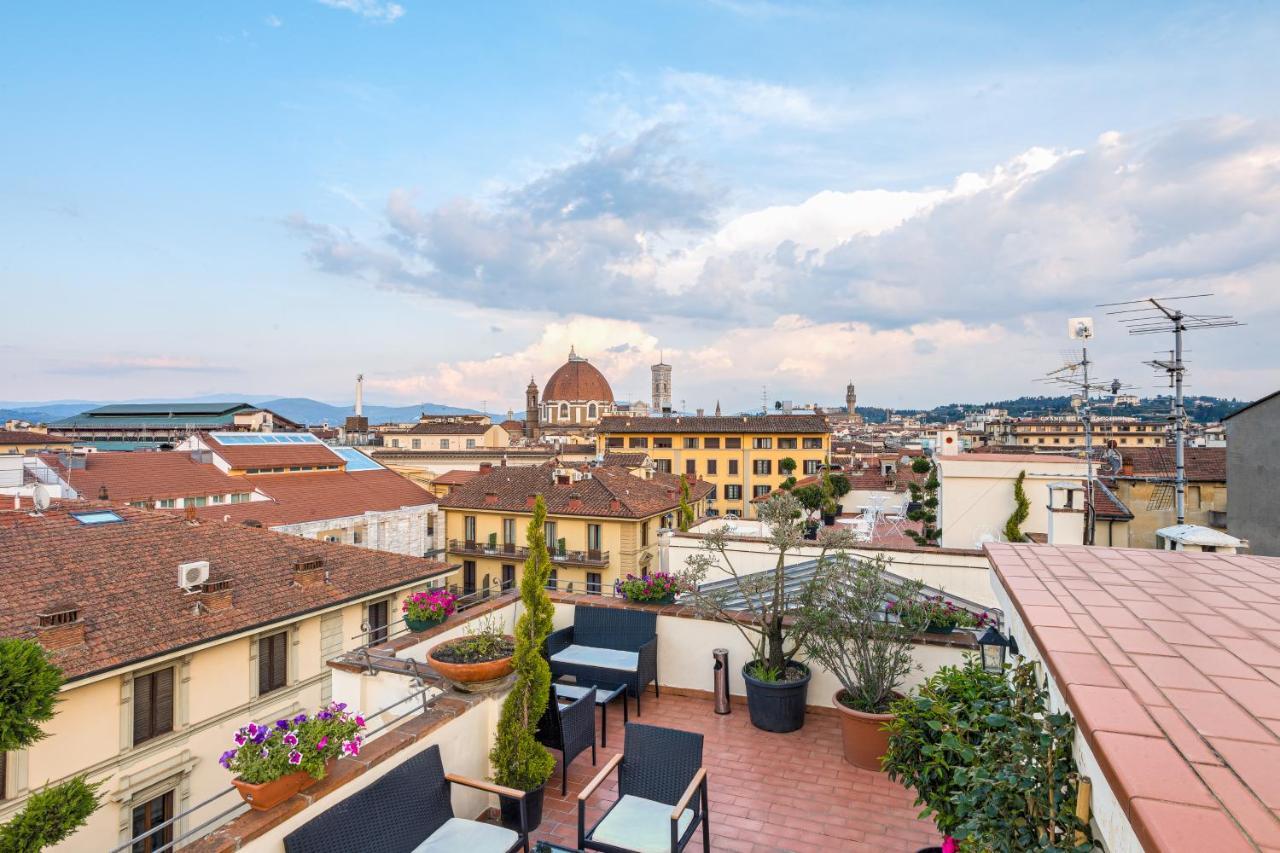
[1067,317,1095,340]
[31,484,51,512]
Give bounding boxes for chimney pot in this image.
[293,556,327,587]
[526,492,538,508]
[98,484,109,501]
[479,462,493,473]
[666,487,676,500]
[184,504,197,523]
[197,579,234,611]
[37,606,84,650]
[483,490,499,505]
[609,498,621,512]
[567,491,583,510]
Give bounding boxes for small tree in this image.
[791,483,824,517]
[778,457,797,475]
[906,461,942,546]
[683,492,855,676]
[0,639,101,851]
[796,555,926,713]
[677,474,696,532]
[1004,471,1030,542]
[489,497,555,792]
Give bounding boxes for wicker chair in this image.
[547,605,658,715]
[538,686,597,795]
[577,723,709,853]
[283,745,529,853]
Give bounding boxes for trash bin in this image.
[713,648,730,715]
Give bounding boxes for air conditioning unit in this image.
[179,560,210,592]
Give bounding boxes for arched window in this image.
[588,403,597,419]
[560,403,569,419]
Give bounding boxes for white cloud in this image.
[315,0,404,23]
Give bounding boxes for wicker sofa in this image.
[546,605,658,715]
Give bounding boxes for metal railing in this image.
[448,538,528,559]
[550,548,610,568]
[113,683,443,853]
[348,580,517,649]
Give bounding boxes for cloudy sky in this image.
[3,1,1279,413]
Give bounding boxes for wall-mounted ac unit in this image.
[179,560,210,591]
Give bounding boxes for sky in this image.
[2,1,1279,413]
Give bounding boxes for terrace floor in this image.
[528,690,938,853]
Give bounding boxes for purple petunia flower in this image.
[293,713,308,724]
[219,749,237,768]
[283,732,298,746]
[354,715,365,727]
[316,736,329,750]
[252,729,268,744]
[334,702,347,711]
[317,711,332,720]
[233,732,247,746]
[275,719,290,730]
[260,746,270,759]
[246,722,260,736]
[288,750,302,765]
[341,739,360,757]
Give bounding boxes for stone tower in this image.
[651,354,672,414]
[845,381,857,415]
[524,378,540,442]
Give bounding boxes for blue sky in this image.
[3,1,1279,412]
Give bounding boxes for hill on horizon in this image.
[0,395,479,426]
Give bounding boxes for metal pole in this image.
[1081,346,1095,545]
[1173,313,1186,525]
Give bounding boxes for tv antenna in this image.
[1035,317,1134,545]
[1098,294,1243,525]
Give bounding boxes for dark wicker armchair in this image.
[283,745,529,853]
[577,723,709,853]
[547,605,658,715]
[538,686,597,795]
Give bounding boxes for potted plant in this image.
[427,613,515,690]
[490,495,556,830]
[402,588,457,632]
[619,571,686,605]
[906,460,942,546]
[683,492,855,733]
[222,702,365,810]
[795,554,927,769]
[555,536,567,557]
[887,594,993,634]
[486,532,498,554]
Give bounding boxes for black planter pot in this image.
[916,848,944,853]
[499,784,545,833]
[821,512,837,526]
[742,661,811,733]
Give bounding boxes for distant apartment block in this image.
[1223,388,1280,555]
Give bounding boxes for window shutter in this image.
[272,633,287,691]
[153,668,174,736]
[0,748,7,800]
[133,673,153,744]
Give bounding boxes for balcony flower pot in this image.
[742,660,811,733]
[924,624,955,635]
[404,613,446,632]
[232,770,311,811]
[833,689,896,770]
[499,783,545,833]
[427,634,516,691]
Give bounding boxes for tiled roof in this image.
[193,469,436,527]
[543,357,614,403]
[431,469,481,486]
[203,433,345,469]
[439,463,713,518]
[0,503,453,680]
[402,422,494,435]
[942,452,1083,464]
[0,430,72,445]
[598,414,829,434]
[1090,478,1134,520]
[986,543,1280,852]
[602,452,649,468]
[56,451,253,502]
[1119,447,1226,482]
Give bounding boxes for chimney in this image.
[1120,461,1134,476]
[526,492,538,508]
[355,373,364,417]
[37,606,84,650]
[567,491,583,511]
[666,487,676,500]
[479,462,494,473]
[609,498,621,512]
[98,484,109,501]
[292,555,327,587]
[197,578,234,612]
[184,504,198,523]
[483,490,499,506]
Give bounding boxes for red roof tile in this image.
[0,430,72,445]
[1118,447,1226,482]
[440,463,713,518]
[0,503,453,680]
[986,543,1280,851]
[202,433,345,469]
[55,451,252,502]
[193,469,435,527]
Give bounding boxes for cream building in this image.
[935,453,1088,549]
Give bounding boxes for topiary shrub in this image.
[1003,471,1030,542]
[489,496,556,792]
[0,777,102,853]
[0,638,63,751]
[677,474,695,531]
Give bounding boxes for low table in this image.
[554,678,628,747]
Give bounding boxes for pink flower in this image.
[288,750,302,765]
[941,837,958,853]
[341,738,360,757]
[283,731,298,746]
[316,736,329,751]
[354,715,365,727]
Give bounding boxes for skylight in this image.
[70,510,124,525]
[209,432,323,446]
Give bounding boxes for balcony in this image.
[448,538,529,560]
[549,547,610,568]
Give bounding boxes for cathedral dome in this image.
[543,347,614,403]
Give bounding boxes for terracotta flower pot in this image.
[833,689,895,771]
[232,769,312,811]
[427,636,515,685]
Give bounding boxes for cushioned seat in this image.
[411,818,520,852]
[591,795,694,853]
[551,644,639,671]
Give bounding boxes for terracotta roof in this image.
[202,433,344,470]
[941,452,1084,464]
[0,503,453,680]
[986,543,1280,852]
[602,452,650,468]
[55,451,254,502]
[192,469,436,527]
[1091,479,1134,520]
[0,430,72,445]
[439,463,712,518]
[543,357,614,403]
[1119,447,1226,482]
[432,469,482,486]
[499,420,524,433]
[598,414,828,435]
[402,422,494,435]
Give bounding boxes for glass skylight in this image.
[70,510,124,525]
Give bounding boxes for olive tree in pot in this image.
[489,496,556,830]
[683,492,855,733]
[794,555,927,770]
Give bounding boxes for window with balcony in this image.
[132,667,174,746]
[463,561,477,596]
[464,516,476,546]
[778,437,797,449]
[502,517,516,550]
[502,564,515,591]
[654,437,673,448]
[545,521,558,552]
[724,484,742,500]
[725,437,742,449]
[606,436,624,448]
[366,600,389,644]
[752,437,773,449]
[587,523,602,553]
[546,569,558,590]
[629,437,649,448]
[704,437,720,449]
[586,572,602,594]
[802,437,823,449]
[258,632,287,696]
[683,437,699,449]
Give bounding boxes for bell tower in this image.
[525,378,540,442]
[845,380,857,415]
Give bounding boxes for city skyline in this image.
[3,1,1279,409]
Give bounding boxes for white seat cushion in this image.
[551,644,639,672]
[591,794,695,853]
[412,817,518,852]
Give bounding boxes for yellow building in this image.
[0,427,74,455]
[987,417,1166,449]
[596,414,830,518]
[383,421,510,451]
[0,504,455,853]
[439,463,712,593]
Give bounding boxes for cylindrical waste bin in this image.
[713,648,731,714]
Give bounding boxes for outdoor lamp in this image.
[977,625,1019,672]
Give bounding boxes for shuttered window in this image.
[132,668,174,746]
[258,632,288,695]
[131,791,173,853]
